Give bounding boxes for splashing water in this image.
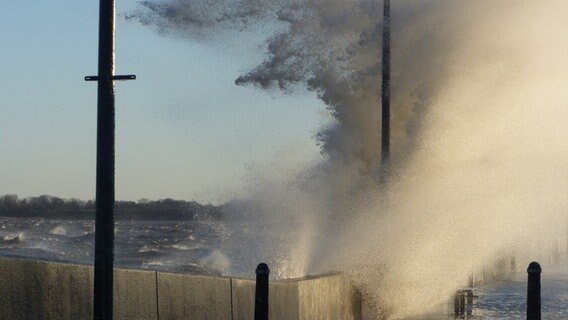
[130,0,568,318]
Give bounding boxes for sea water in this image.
[472,264,568,320]
[0,217,225,275]
[1,216,566,319]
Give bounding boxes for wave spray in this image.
[131,1,568,317]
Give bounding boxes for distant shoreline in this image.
[0,194,223,221]
[0,212,202,221]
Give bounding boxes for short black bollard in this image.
[527,261,542,320]
[466,290,474,316]
[454,289,477,317]
[454,291,461,316]
[255,263,270,320]
[454,291,465,316]
[454,291,460,316]
[459,292,466,315]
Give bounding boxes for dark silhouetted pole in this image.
[86,1,135,319]
[380,0,391,174]
[527,262,542,320]
[93,1,116,319]
[255,263,270,320]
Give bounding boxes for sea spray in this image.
[316,1,568,318]
[131,0,568,318]
[215,161,327,279]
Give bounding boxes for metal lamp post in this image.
[381,0,391,172]
[85,0,135,318]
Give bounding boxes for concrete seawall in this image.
[0,257,361,320]
[467,235,568,287]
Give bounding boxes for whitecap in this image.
[137,245,160,253]
[198,250,231,276]
[3,233,24,243]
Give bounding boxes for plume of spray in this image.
[130,0,568,318]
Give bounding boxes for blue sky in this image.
[0,1,325,204]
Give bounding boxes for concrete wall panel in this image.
[157,272,231,320]
[298,274,360,320]
[114,268,158,320]
[230,278,255,320]
[0,259,159,320]
[0,258,93,320]
[0,257,361,320]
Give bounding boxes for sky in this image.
[0,1,326,204]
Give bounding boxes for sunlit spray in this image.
[131,1,568,318]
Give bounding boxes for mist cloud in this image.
[130,1,568,318]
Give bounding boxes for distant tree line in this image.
[0,194,222,221]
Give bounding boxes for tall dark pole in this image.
[381,0,391,174]
[94,0,116,319]
[86,1,135,319]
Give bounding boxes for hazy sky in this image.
[0,2,326,204]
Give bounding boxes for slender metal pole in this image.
[93,0,116,319]
[380,0,391,172]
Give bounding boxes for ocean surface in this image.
[1,217,566,319]
[471,266,568,320]
[0,217,227,275]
